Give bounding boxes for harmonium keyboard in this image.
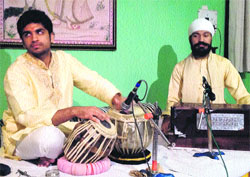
[166,103,250,151]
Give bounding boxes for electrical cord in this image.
[215,27,222,55]
[205,116,229,177]
[130,80,152,172]
[130,79,228,177]
[136,80,148,102]
[172,105,229,177]
[201,81,228,176]
[131,102,151,172]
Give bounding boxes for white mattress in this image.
[1,144,250,177]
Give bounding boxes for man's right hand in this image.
[52,106,110,126]
[73,106,109,123]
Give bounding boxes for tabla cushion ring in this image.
[57,156,111,176]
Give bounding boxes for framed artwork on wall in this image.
[0,0,116,50]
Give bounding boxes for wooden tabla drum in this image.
[63,119,117,164]
[107,105,154,164]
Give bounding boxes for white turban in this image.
[188,18,215,37]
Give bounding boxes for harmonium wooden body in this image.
[166,103,250,151]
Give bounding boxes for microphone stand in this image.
[137,101,172,148]
[136,100,173,176]
[142,102,161,174]
[193,87,225,160]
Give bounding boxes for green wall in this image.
[1,0,249,118]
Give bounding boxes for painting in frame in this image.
[0,0,116,50]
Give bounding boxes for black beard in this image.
[191,41,212,58]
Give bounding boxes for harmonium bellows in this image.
[168,103,250,151]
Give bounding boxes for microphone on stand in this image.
[121,80,142,111]
[202,76,216,101]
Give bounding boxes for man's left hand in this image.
[161,115,171,135]
[112,93,125,110]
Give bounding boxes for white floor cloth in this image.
[1,141,250,177]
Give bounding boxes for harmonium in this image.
[166,103,250,151]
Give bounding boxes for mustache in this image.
[193,42,210,48]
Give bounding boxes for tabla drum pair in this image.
[57,119,117,176]
[58,103,155,175]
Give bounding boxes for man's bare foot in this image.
[37,157,55,167]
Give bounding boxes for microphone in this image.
[121,80,142,111]
[202,76,216,101]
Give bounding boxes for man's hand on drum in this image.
[74,106,110,123]
[111,93,126,110]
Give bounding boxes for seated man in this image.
[161,18,250,134]
[1,10,124,167]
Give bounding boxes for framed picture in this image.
[0,0,116,50]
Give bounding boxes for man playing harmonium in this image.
[1,10,124,167]
[161,18,250,135]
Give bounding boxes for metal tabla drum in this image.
[63,119,117,164]
[107,104,154,164]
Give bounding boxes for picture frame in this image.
[0,0,116,50]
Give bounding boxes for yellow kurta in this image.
[165,51,250,115]
[1,50,120,158]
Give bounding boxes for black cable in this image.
[216,27,222,55]
[205,113,229,177]
[131,102,151,172]
[137,80,148,102]
[130,80,152,172]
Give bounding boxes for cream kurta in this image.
[1,50,120,158]
[165,51,250,115]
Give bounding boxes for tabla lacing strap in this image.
[64,120,116,163]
